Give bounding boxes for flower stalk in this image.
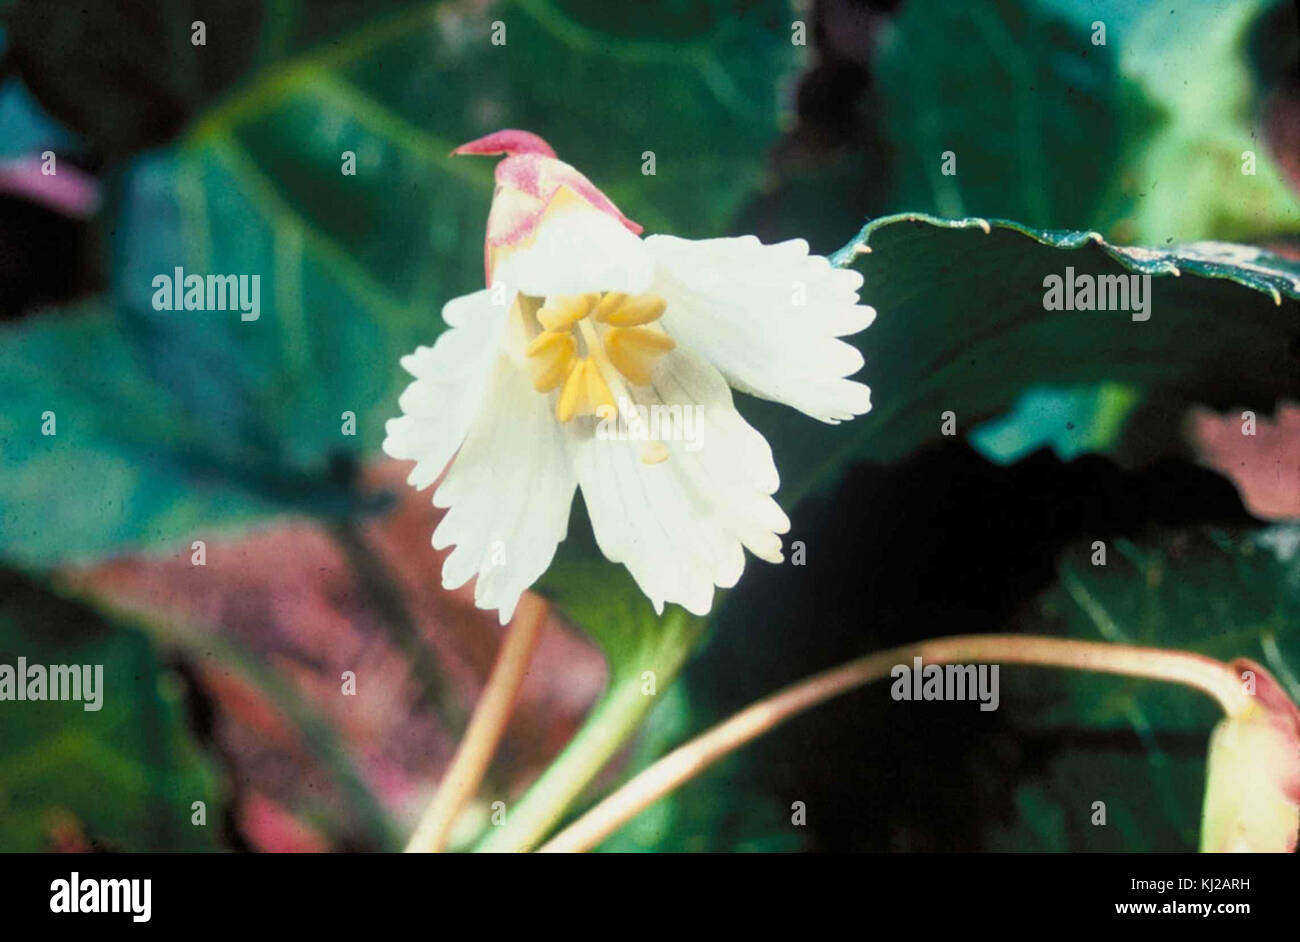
[474,609,703,852]
[538,634,1256,853]
[405,592,548,852]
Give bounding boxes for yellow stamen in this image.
[525,330,577,392]
[584,358,617,415]
[593,293,667,326]
[555,359,585,423]
[590,292,628,323]
[641,441,670,464]
[555,357,615,422]
[535,291,672,424]
[603,326,676,386]
[537,294,598,331]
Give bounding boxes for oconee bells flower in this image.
[384,130,873,622]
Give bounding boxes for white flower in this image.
[383,130,874,623]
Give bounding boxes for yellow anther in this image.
[585,360,617,415]
[603,326,676,386]
[555,357,616,423]
[537,293,598,331]
[525,330,577,392]
[593,293,667,326]
[590,292,628,323]
[555,360,586,423]
[531,291,673,421]
[640,441,670,465]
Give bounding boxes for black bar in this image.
[2,852,1291,929]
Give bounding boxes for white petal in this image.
[493,186,654,298]
[569,348,789,616]
[382,289,510,490]
[432,345,577,624]
[646,234,874,424]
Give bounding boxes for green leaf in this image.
[1094,0,1300,244]
[969,383,1141,465]
[873,0,1300,243]
[752,214,1300,506]
[1012,527,1300,734]
[1,0,415,156]
[875,0,1127,229]
[989,526,1300,851]
[0,303,295,567]
[987,748,1206,852]
[0,569,220,851]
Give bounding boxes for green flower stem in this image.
[474,611,704,853]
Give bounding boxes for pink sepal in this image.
[451,129,557,158]
[452,129,643,284]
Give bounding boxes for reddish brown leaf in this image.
[1188,403,1300,521]
[63,460,607,851]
